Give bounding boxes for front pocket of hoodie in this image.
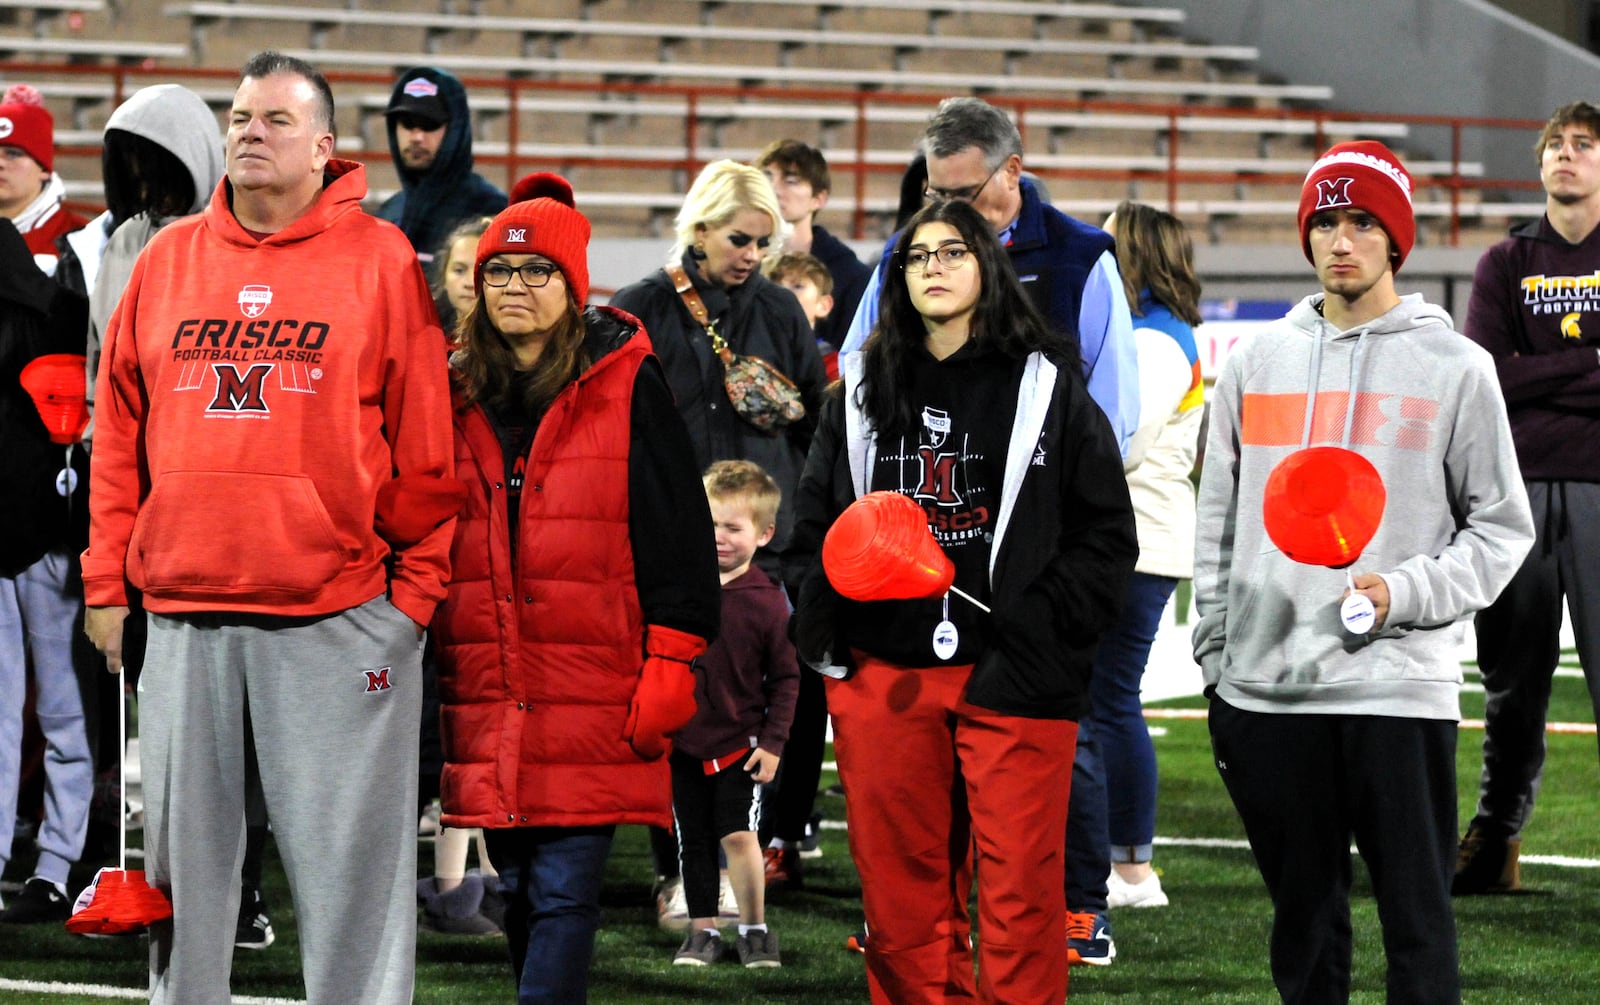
[129,471,349,600]
[1219,548,1294,682]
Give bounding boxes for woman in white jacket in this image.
[1092,202,1205,911]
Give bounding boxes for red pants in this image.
[827,656,1079,1004]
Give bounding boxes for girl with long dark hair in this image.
[786,199,1136,1003]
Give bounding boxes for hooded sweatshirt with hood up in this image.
[82,83,227,371]
[1193,293,1534,722]
[377,67,506,265]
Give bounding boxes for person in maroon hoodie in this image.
[669,460,800,969]
[1456,99,1600,894]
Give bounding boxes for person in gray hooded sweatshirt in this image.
[378,66,506,272]
[1193,141,1534,1005]
[84,83,227,381]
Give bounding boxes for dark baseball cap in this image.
[385,75,448,128]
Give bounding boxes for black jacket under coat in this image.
[609,253,828,561]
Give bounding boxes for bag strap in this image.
[666,264,734,361]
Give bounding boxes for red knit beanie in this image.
[1298,140,1415,273]
[0,84,55,172]
[475,172,591,305]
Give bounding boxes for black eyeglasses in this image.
[923,160,1001,203]
[482,262,559,288]
[902,244,972,274]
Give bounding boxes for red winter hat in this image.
[1298,140,1415,273]
[0,83,55,172]
[475,172,590,305]
[1262,446,1386,568]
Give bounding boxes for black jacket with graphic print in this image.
[785,341,1136,720]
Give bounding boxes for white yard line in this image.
[0,979,303,1004]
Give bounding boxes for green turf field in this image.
[1,665,1595,1003]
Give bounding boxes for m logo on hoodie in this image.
[207,363,272,414]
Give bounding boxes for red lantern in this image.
[65,868,173,936]
[823,491,954,602]
[1262,446,1386,568]
[19,354,89,446]
[65,677,172,935]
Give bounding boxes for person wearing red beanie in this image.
[0,80,94,930]
[0,83,88,265]
[1195,140,1535,1003]
[1296,139,1417,274]
[433,172,722,1004]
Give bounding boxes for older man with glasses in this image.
[841,96,1137,461]
[836,96,1138,970]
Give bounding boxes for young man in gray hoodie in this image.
[1193,141,1535,1004]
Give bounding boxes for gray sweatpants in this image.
[0,549,92,887]
[140,594,422,1005]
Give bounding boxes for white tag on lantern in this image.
[1341,593,1376,635]
[56,467,78,497]
[1341,569,1375,635]
[931,593,958,659]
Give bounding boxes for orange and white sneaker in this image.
[1066,910,1116,966]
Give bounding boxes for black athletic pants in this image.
[1208,698,1460,1005]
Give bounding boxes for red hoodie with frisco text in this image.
[82,159,455,626]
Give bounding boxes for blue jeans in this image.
[1090,572,1177,859]
[1065,573,1176,908]
[1063,719,1108,912]
[484,825,616,1005]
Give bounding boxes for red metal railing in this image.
[7,60,1546,243]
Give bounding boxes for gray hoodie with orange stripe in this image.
[1193,292,1534,720]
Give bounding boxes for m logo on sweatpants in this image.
[363,667,392,692]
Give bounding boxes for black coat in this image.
[783,349,1137,720]
[0,220,91,576]
[610,254,828,560]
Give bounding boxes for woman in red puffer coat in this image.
[432,175,720,1005]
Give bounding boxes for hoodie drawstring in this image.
[1539,480,1569,557]
[1301,324,1370,449]
[1301,327,1322,449]
[1341,329,1369,449]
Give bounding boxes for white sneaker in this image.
[656,877,691,933]
[1106,869,1168,909]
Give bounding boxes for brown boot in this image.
[1451,826,1522,895]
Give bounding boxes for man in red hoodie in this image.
[83,52,455,1005]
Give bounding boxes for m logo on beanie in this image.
[1314,177,1356,211]
[1296,140,1417,273]
[507,228,527,243]
[0,118,12,141]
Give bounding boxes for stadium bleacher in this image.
[0,0,1538,243]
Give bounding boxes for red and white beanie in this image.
[0,84,55,172]
[1297,140,1415,273]
[475,172,591,305]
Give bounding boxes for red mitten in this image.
[623,625,706,760]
